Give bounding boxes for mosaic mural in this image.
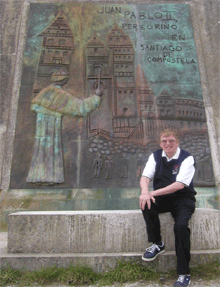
[10,3,215,189]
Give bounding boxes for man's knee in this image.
[174,218,190,233]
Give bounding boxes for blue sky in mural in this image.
[24,3,203,101]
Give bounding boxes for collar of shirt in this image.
[162,147,180,162]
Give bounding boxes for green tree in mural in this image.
[26,70,102,185]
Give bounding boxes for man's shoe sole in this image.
[141,249,165,261]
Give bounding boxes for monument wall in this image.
[0,0,219,224]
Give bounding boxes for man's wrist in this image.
[152,189,162,197]
[141,190,150,195]
[151,190,156,196]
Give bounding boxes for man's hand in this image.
[139,192,155,210]
[139,176,155,210]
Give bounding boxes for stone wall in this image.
[0,0,28,194]
[4,209,220,272]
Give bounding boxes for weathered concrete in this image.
[0,232,219,273]
[1,250,220,273]
[7,209,220,254]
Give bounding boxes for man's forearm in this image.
[140,176,151,193]
[152,182,184,197]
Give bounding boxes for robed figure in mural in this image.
[26,70,103,185]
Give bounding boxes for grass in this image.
[190,260,220,280]
[165,260,220,282]
[100,261,159,285]
[0,260,219,286]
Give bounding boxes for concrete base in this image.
[0,245,220,272]
[2,209,220,272]
[7,209,220,254]
[0,232,219,272]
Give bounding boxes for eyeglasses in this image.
[161,139,176,144]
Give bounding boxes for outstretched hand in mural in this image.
[26,69,103,185]
[95,89,103,97]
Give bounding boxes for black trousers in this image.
[142,195,195,275]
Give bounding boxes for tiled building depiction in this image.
[33,12,74,97]
[85,24,206,144]
[34,12,207,143]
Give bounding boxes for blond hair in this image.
[160,129,179,142]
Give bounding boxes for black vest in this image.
[153,149,196,200]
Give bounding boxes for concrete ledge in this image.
[1,250,220,272]
[7,209,220,253]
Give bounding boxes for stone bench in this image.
[7,208,220,254]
